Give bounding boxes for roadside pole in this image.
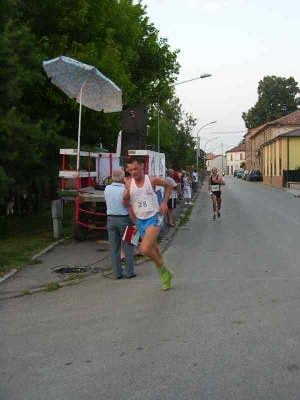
[51,199,63,239]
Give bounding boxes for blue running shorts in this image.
[136,214,162,238]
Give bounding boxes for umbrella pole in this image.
[76,80,87,173]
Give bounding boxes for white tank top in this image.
[130,175,159,220]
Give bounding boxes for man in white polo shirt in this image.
[104,169,135,279]
[165,168,178,227]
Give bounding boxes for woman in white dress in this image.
[182,171,192,205]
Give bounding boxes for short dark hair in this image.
[127,157,141,165]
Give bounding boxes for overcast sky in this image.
[139,0,300,153]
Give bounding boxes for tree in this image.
[242,76,300,129]
[0,0,196,202]
[0,1,64,197]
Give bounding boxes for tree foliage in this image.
[0,0,197,201]
[242,76,300,129]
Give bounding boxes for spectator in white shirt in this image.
[192,169,199,194]
[165,169,178,227]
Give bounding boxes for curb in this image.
[31,235,73,260]
[0,269,18,284]
[0,188,202,299]
[260,183,300,196]
[0,235,74,285]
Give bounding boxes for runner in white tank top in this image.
[130,175,159,220]
[122,158,174,290]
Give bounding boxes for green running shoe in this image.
[162,269,174,291]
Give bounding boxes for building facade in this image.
[244,110,300,172]
[262,129,300,188]
[226,144,246,175]
[206,154,226,173]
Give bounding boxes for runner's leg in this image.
[140,225,162,266]
[211,194,217,219]
[140,225,173,290]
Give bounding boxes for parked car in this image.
[237,169,243,179]
[233,169,238,177]
[246,169,263,181]
[242,170,249,180]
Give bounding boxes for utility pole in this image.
[196,136,200,170]
[221,143,224,172]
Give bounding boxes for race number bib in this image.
[134,196,154,212]
[211,184,219,192]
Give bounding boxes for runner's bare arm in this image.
[122,181,136,225]
[128,206,136,225]
[150,177,173,215]
[150,177,173,203]
[218,177,225,186]
[122,180,131,205]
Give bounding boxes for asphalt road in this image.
[1,177,300,400]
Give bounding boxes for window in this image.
[230,154,233,161]
[230,166,233,174]
[240,153,243,160]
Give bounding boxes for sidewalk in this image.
[261,182,300,197]
[286,188,300,197]
[0,189,200,300]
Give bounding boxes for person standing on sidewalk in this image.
[174,169,184,201]
[123,158,174,291]
[104,169,135,279]
[182,171,193,205]
[192,169,199,195]
[165,168,178,227]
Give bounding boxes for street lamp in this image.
[203,137,219,169]
[195,121,217,170]
[157,73,212,153]
[211,145,222,154]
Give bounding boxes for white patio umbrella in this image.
[43,56,122,170]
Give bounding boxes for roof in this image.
[211,154,223,159]
[225,143,246,153]
[244,124,268,138]
[261,128,300,147]
[280,128,300,137]
[205,152,218,160]
[247,109,300,140]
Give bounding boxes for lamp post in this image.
[157,73,212,153]
[203,137,219,170]
[211,145,222,154]
[195,121,217,170]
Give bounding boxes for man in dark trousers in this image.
[104,169,135,279]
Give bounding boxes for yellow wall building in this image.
[262,129,300,188]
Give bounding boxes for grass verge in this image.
[0,203,74,277]
[178,204,194,226]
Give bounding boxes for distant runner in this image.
[208,167,225,220]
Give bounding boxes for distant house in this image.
[244,109,300,172]
[206,153,226,173]
[261,128,300,188]
[225,143,246,175]
[205,153,217,171]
